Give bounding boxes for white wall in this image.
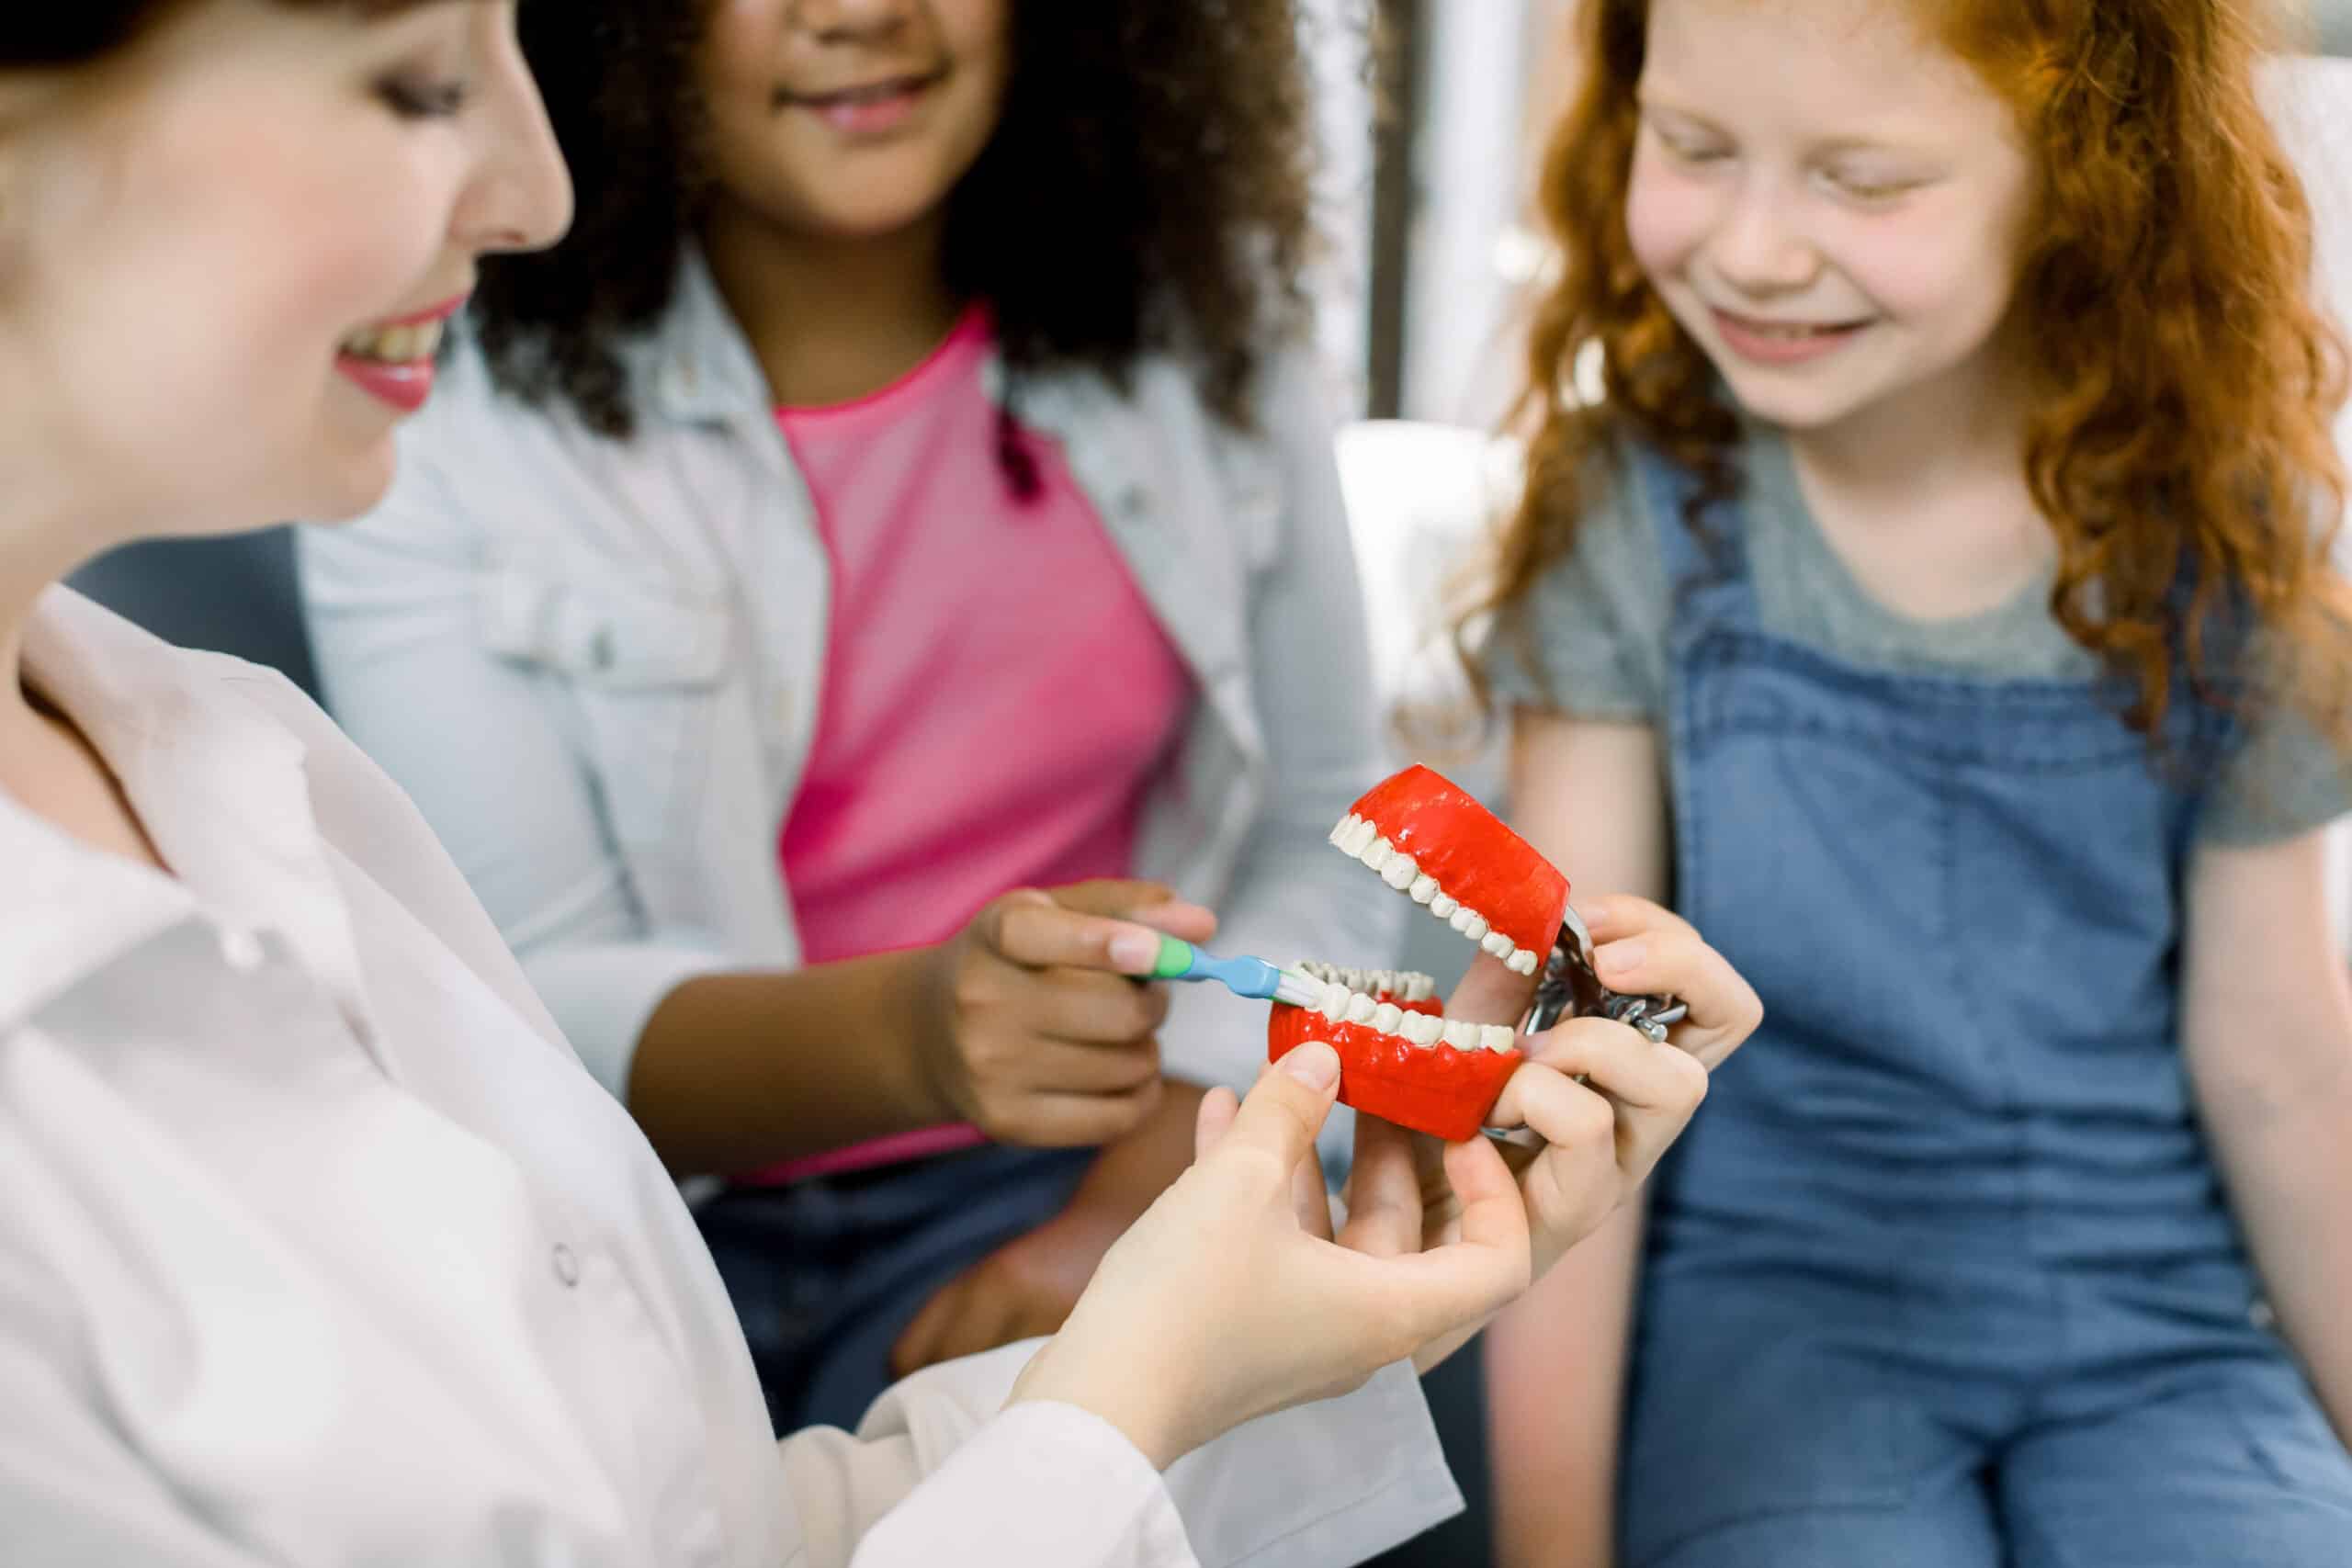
[1398,0,1539,426]
[1302,0,1378,412]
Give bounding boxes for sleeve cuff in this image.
[1163,1359,1461,1568]
[854,1400,1193,1567]
[842,1347,1458,1568]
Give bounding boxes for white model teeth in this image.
[1288,960,1522,1049]
[1329,809,1548,982]
[1295,960,1440,1003]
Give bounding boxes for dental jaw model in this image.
[1270,765,1684,1142]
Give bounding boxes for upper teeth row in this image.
[341,319,446,365]
[1328,813,1543,976]
[1306,980,1518,1053]
[1294,960,1437,1002]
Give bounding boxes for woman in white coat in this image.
[0,3,1757,1564]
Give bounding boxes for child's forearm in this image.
[2199,1060,2352,1445]
[627,953,946,1176]
[1487,1201,1645,1568]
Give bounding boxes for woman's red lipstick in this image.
[335,292,469,415]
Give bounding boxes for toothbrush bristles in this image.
[1273,964,1325,1009]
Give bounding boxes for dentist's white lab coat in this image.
[0,588,1461,1568]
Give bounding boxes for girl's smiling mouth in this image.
[776,70,950,137]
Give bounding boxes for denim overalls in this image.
[1614,446,2352,1567]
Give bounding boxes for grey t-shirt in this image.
[1487,428,2350,845]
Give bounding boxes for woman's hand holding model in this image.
[1011,893,1760,1469]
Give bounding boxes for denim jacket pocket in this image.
[476,570,729,688]
[476,570,731,855]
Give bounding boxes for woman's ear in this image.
[0,73,63,242]
[0,70,89,280]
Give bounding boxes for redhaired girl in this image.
[1469,2,2352,1562]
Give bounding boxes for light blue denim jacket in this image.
[299,253,1401,1110]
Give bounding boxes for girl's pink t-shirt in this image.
[752,308,1193,1183]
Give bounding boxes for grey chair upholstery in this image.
[69,526,322,702]
[2324,0,2352,58]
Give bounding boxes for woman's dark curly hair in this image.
[476,0,1324,453]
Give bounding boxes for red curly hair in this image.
[1473,0,2352,757]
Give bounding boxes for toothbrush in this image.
[1144,934,1324,1008]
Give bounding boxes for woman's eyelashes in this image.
[378,73,470,120]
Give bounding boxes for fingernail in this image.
[1597,938,1645,976]
[1108,928,1162,975]
[1571,899,1608,931]
[1280,1041,1340,1091]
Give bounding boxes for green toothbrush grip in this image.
[1148,933,1197,979]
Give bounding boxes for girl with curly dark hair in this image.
[4,6,1754,1564]
[1463,1,2352,1563]
[297,0,1408,1433]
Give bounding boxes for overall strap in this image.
[1623,439,1758,634]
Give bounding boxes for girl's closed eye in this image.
[1645,118,1733,169]
[1819,160,1925,204]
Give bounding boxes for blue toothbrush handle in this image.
[1147,936,1283,1001]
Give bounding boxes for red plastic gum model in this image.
[1269,764,1571,1141]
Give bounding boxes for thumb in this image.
[1047,879,1217,941]
[1214,1043,1342,1177]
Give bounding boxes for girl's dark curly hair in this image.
[476,0,1323,446]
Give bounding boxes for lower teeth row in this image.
[1302,976,1516,1052]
